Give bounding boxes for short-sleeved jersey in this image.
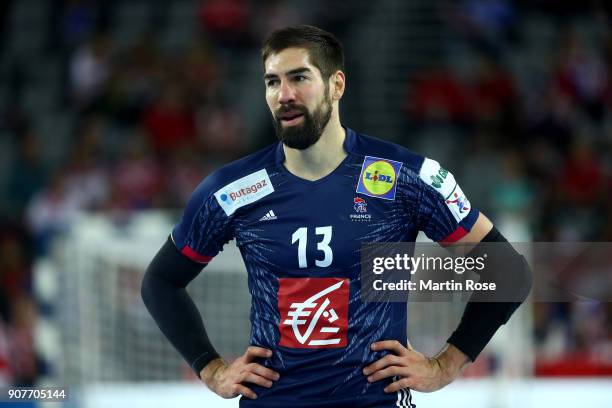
[172,128,479,408]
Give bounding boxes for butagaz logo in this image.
[356,156,403,200]
[351,197,371,222]
[220,181,267,202]
[259,210,277,221]
[214,169,274,216]
[419,158,471,222]
[278,278,349,348]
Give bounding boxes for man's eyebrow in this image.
[263,67,312,80]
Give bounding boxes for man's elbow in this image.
[140,237,204,309]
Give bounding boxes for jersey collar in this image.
[274,126,357,164]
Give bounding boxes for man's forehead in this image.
[264,47,318,76]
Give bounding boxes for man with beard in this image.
[141,25,530,407]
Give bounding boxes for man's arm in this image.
[364,213,532,392]
[141,236,279,399]
[140,236,221,375]
[455,212,494,246]
[431,213,494,373]
[445,213,532,362]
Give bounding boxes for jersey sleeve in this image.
[171,172,234,264]
[414,157,479,243]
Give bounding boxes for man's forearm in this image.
[433,343,470,383]
[141,237,220,376]
[447,226,532,361]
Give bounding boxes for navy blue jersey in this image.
[172,128,479,408]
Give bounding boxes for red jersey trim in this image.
[181,246,213,264]
[440,226,468,244]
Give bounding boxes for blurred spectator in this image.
[573,302,609,352]
[554,30,610,123]
[491,150,534,217]
[534,302,571,358]
[108,132,162,210]
[526,0,596,19]
[70,33,112,110]
[61,0,98,49]
[196,102,244,159]
[559,140,603,205]
[409,53,517,130]
[0,234,31,303]
[470,54,517,131]
[525,86,574,156]
[0,323,11,385]
[0,0,11,55]
[447,0,517,54]
[253,0,300,41]
[6,128,48,220]
[25,172,81,255]
[523,138,564,186]
[141,82,197,157]
[198,0,254,49]
[408,61,472,124]
[63,116,110,208]
[602,203,612,241]
[183,42,222,103]
[165,148,211,207]
[25,116,109,253]
[102,34,160,125]
[6,296,38,385]
[459,130,502,213]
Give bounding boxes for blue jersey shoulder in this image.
[200,142,280,196]
[172,142,280,261]
[350,131,425,173]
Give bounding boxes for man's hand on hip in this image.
[363,341,469,393]
[201,346,280,399]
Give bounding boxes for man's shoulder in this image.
[350,130,425,173]
[201,142,281,192]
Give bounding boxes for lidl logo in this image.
[356,156,402,200]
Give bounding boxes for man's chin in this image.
[281,130,318,150]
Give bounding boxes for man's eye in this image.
[266,79,279,87]
[294,75,306,82]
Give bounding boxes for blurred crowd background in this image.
[0,0,611,387]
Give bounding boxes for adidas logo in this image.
[259,210,277,221]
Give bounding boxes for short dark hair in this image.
[261,25,345,81]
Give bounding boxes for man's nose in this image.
[278,80,296,104]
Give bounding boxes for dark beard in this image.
[273,97,333,150]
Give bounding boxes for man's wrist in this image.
[434,343,470,382]
[200,357,227,387]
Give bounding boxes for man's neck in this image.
[282,119,347,181]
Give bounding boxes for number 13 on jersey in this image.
[291,226,333,268]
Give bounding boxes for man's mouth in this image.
[278,109,305,125]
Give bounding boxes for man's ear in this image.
[331,71,345,100]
